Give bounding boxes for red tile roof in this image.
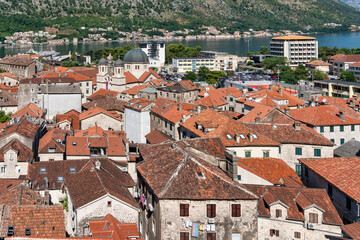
[11,103,44,119]
[66,159,137,209]
[89,214,141,240]
[290,105,360,126]
[0,118,39,142]
[239,101,275,123]
[306,60,331,67]
[121,84,151,95]
[138,140,257,200]
[74,126,119,138]
[56,109,80,130]
[237,157,302,186]
[0,184,42,205]
[150,99,194,124]
[125,98,154,111]
[333,54,360,63]
[0,139,33,162]
[82,95,125,113]
[180,109,280,147]
[150,78,170,87]
[299,157,360,202]
[79,107,121,121]
[145,130,174,144]
[88,89,119,101]
[341,222,360,239]
[244,122,334,146]
[0,205,66,237]
[37,72,92,82]
[245,185,343,225]
[124,69,160,84]
[38,128,69,154]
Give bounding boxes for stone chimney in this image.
[235,134,240,143]
[197,106,201,114]
[279,88,283,95]
[95,160,101,170]
[284,107,290,115]
[255,117,260,123]
[339,111,345,121]
[182,114,187,123]
[294,121,301,131]
[350,99,355,108]
[178,103,182,112]
[269,84,273,91]
[249,134,253,142]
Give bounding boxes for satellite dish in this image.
[311,102,316,107]
[315,97,319,102]
[322,98,328,103]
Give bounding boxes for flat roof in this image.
[272,35,316,40]
[174,57,214,60]
[314,79,360,87]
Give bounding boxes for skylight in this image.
[240,134,246,139]
[252,134,258,139]
[226,134,233,140]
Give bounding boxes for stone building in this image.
[137,138,259,240]
[18,77,82,118]
[0,56,37,78]
[157,80,200,103]
[247,185,343,240]
[96,49,160,92]
[79,107,123,131]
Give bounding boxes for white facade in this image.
[227,146,280,159]
[81,113,123,131]
[139,42,165,68]
[0,148,28,179]
[38,152,64,162]
[315,124,360,146]
[125,107,151,143]
[40,93,82,119]
[173,58,215,73]
[270,36,318,67]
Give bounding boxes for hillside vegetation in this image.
[0,0,360,35]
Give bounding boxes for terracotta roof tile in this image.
[299,157,360,202]
[333,54,360,63]
[79,107,121,121]
[150,99,194,124]
[56,109,80,130]
[145,130,174,144]
[124,69,160,84]
[341,222,360,239]
[0,184,42,205]
[138,139,257,200]
[125,98,154,111]
[180,109,280,147]
[306,60,331,67]
[290,105,360,126]
[237,157,302,186]
[121,84,151,95]
[0,118,39,142]
[11,103,44,119]
[88,89,119,101]
[0,139,32,162]
[0,205,65,237]
[0,90,18,107]
[38,128,69,154]
[82,95,125,113]
[245,185,343,225]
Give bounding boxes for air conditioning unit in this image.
[148,203,154,212]
[208,218,215,224]
[307,223,315,230]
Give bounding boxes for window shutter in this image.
[275,230,279,237]
[212,205,216,218]
[207,204,211,218]
[232,204,236,217]
[180,204,184,216]
[185,204,189,216]
[276,209,282,218]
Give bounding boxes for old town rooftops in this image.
[299,157,360,202]
[181,109,279,147]
[138,139,257,200]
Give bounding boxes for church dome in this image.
[114,59,124,66]
[98,58,108,65]
[124,49,149,63]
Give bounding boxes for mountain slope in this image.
[0,0,359,33]
[340,0,360,10]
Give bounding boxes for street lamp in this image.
[276,64,281,85]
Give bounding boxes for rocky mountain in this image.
[0,0,360,32]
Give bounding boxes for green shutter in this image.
[314,149,321,157]
[351,125,355,131]
[295,147,302,156]
[320,126,324,133]
[341,138,345,145]
[295,165,301,176]
[245,151,251,158]
[340,126,344,132]
[330,126,334,132]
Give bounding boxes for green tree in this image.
[62,61,80,67]
[312,70,327,80]
[260,46,270,55]
[340,71,356,82]
[198,66,210,81]
[263,57,287,71]
[185,71,197,81]
[294,65,308,80]
[205,71,226,85]
[0,111,10,123]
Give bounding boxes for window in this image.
[180,204,189,217]
[294,164,301,176]
[276,209,282,218]
[330,126,334,132]
[232,233,241,240]
[230,97,234,102]
[309,213,318,223]
[40,167,46,173]
[346,197,352,210]
[165,121,167,128]
[7,226,14,236]
[170,124,173,131]
[1,167,5,173]
[330,139,335,143]
[279,146,281,154]
[341,138,345,145]
[263,151,269,157]
[245,151,251,158]
[320,126,324,133]
[237,175,241,181]
[48,147,56,153]
[294,232,301,239]
[180,232,189,240]
[295,147,302,156]
[207,204,216,218]
[86,82,89,87]
[70,167,76,173]
[207,233,216,240]
[351,125,355,131]
[314,149,321,157]
[340,125,344,132]
[107,201,112,207]
[25,228,31,236]
[57,176,63,182]
[86,89,89,94]
[328,183,333,197]
[80,83,82,87]
[231,204,241,217]
[270,229,279,237]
